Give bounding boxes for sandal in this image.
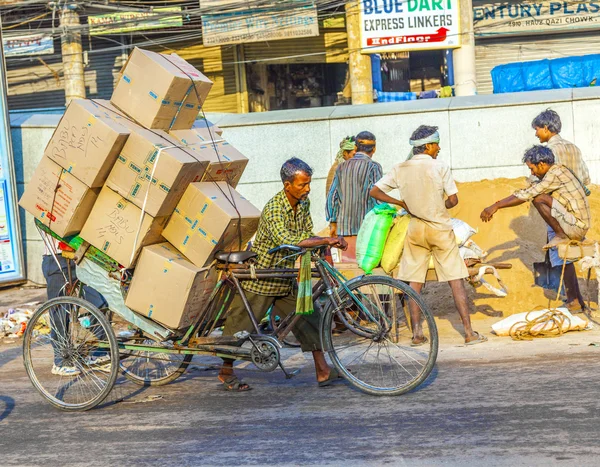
[219,374,252,392]
[318,368,345,387]
[465,331,488,346]
[411,336,429,347]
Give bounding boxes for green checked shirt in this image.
[243,190,314,297]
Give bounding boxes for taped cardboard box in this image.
[45,99,131,188]
[163,181,261,267]
[80,186,168,268]
[19,157,99,238]
[105,124,208,217]
[125,242,218,329]
[168,131,248,187]
[111,47,213,131]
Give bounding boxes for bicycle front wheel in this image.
[322,276,438,396]
[23,297,119,411]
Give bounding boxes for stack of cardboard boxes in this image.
[19,47,262,330]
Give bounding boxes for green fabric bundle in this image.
[296,252,314,315]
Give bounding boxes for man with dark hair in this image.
[481,145,591,312]
[218,157,348,391]
[326,130,382,261]
[370,125,486,346]
[532,108,590,190]
[532,109,591,299]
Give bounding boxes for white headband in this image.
[407,131,440,160]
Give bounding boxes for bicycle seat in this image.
[214,251,257,263]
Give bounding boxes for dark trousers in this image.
[42,255,108,365]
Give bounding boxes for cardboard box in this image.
[105,125,209,217]
[19,157,99,238]
[125,242,218,329]
[162,182,261,267]
[45,99,131,188]
[111,47,213,131]
[168,131,248,187]
[80,186,168,268]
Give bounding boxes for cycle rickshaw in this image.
[23,221,438,411]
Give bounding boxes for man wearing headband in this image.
[370,125,487,346]
[326,131,382,261]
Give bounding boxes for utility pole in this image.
[345,0,373,105]
[59,3,86,104]
[452,0,477,96]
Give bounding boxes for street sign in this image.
[201,1,319,46]
[474,0,600,37]
[359,0,461,53]
[88,7,182,36]
[2,34,54,57]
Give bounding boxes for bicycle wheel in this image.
[119,337,192,386]
[322,276,438,396]
[23,297,119,411]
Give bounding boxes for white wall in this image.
[13,87,600,282]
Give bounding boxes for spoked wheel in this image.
[119,337,192,386]
[23,297,119,411]
[323,276,438,396]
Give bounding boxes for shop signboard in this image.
[0,26,25,284]
[474,1,600,37]
[2,34,54,57]
[88,7,182,36]
[359,0,461,53]
[200,1,319,46]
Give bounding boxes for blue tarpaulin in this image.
[491,54,600,93]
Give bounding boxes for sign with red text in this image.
[359,0,461,53]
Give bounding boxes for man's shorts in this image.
[551,199,587,242]
[398,218,468,284]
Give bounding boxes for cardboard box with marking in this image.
[162,182,261,267]
[111,47,213,131]
[45,99,131,188]
[105,125,208,217]
[18,157,99,238]
[167,131,248,187]
[125,242,218,329]
[80,186,168,268]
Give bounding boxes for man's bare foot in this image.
[544,235,570,250]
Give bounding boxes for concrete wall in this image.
[12,88,600,282]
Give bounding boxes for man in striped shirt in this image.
[326,131,383,261]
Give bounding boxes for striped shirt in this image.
[326,153,383,236]
[547,134,590,186]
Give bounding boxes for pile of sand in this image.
[430,177,600,319]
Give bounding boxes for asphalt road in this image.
[2,341,600,467]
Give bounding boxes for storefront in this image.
[375,50,449,94]
[473,0,600,93]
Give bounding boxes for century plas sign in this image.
[473,0,600,36]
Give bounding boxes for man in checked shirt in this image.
[481,146,591,313]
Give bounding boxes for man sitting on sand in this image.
[480,145,590,313]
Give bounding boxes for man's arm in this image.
[445,194,458,209]
[369,186,409,213]
[298,236,348,250]
[480,195,526,222]
[325,170,341,226]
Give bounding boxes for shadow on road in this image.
[0,395,15,422]
[0,345,23,370]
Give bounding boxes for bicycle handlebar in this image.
[267,245,304,255]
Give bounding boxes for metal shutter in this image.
[476,31,600,94]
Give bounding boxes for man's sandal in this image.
[219,375,252,392]
[411,336,429,347]
[465,332,488,346]
[318,368,345,387]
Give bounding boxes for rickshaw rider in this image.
[219,158,348,392]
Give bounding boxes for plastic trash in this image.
[451,218,477,247]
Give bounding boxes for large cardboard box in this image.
[19,157,99,238]
[168,131,248,187]
[80,186,168,268]
[125,242,218,329]
[45,99,131,188]
[162,182,261,267]
[105,125,208,217]
[111,47,213,131]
